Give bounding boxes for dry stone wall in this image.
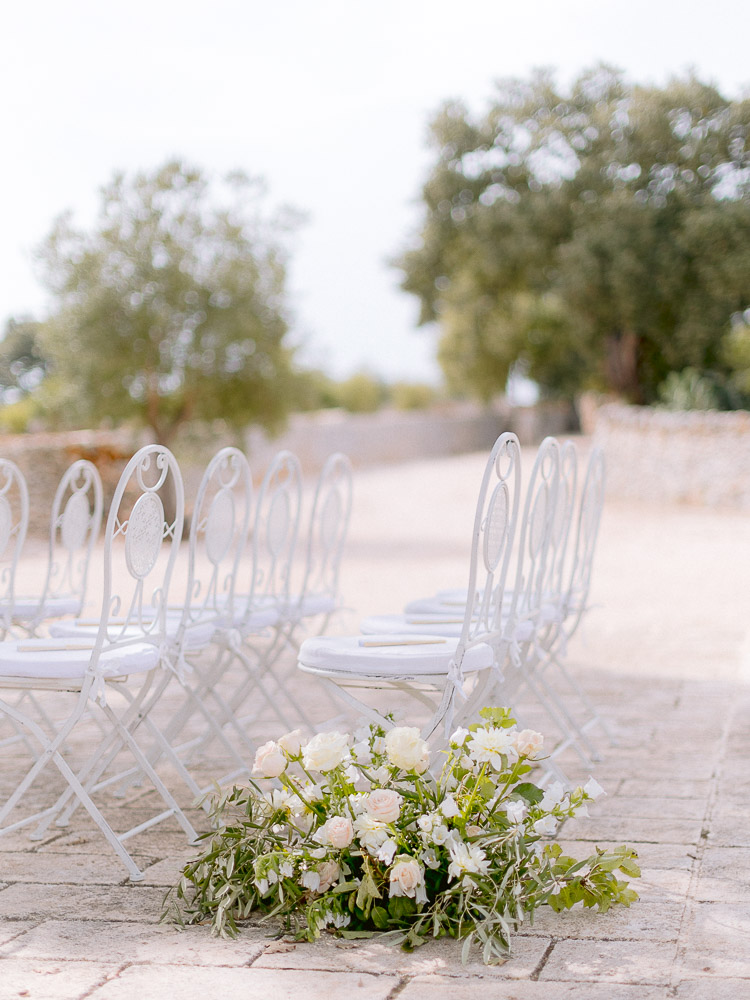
[0,401,574,536]
[592,400,750,508]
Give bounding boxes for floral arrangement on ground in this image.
[165,707,640,965]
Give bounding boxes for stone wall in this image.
[0,428,142,537]
[0,400,574,536]
[591,400,750,508]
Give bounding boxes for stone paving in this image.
[2,444,750,999]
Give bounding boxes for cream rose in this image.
[365,788,402,824]
[384,727,430,773]
[302,731,349,772]
[325,815,354,849]
[513,728,544,758]
[316,860,340,891]
[252,740,287,778]
[278,729,304,755]
[389,856,424,899]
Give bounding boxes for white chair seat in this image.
[284,592,337,618]
[0,639,160,679]
[5,596,81,620]
[298,633,493,678]
[360,613,466,638]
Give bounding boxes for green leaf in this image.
[513,783,544,805]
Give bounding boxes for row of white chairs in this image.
[297,433,611,784]
[0,445,352,880]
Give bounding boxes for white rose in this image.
[385,727,430,773]
[513,728,544,758]
[252,740,287,778]
[365,788,402,824]
[389,856,424,899]
[278,729,304,755]
[325,815,354,849]
[302,731,350,772]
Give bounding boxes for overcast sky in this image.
[4,0,748,383]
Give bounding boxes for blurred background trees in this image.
[1,66,749,436]
[397,65,750,409]
[4,161,304,443]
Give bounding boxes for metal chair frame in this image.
[0,445,200,881]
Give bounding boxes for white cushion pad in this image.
[298,633,493,678]
[0,639,160,679]
[360,613,464,638]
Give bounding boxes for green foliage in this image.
[164,711,639,964]
[397,66,750,404]
[390,381,439,411]
[657,368,724,411]
[0,397,37,433]
[332,371,387,413]
[0,317,50,401]
[35,160,302,444]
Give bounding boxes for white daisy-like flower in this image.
[353,812,389,853]
[467,727,517,769]
[447,840,490,880]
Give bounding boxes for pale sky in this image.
[3,0,748,383]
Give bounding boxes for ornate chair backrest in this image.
[93,445,184,654]
[0,459,28,634]
[296,452,353,611]
[178,447,252,635]
[39,459,103,609]
[456,432,522,655]
[545,440,578,605]
[564,446,606,630]
[507,437,562,625]
[243,450,302,617]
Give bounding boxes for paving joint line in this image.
[667,688,738,994]
[385,975,411,999]
[529,937,556,980]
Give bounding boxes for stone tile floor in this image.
[2,447,750,998]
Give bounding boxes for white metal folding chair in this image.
[297,432,522,742]
[282,452,353,648]
[0,445,200,881]
[534,446,614,751]
[153,446,279,779]
[11,459,103,635]
[228,450,308,730]
[0,459,29,639]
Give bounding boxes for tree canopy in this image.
[32,160,302,443]
[397,66,750,405]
